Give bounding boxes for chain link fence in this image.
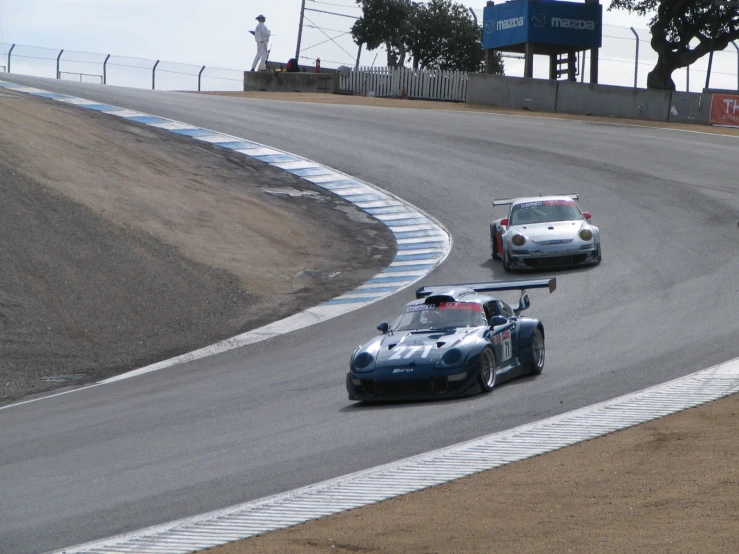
[0,42,244,92]
[296,0,385,68]
[2,13,737,93]
[298,2,739,92]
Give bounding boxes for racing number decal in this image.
[388,345,434,360]
[501,330,512,361]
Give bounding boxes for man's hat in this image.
[256,15,265,20]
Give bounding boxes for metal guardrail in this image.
[0,42,243,92]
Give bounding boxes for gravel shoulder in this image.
[0,90,394,401]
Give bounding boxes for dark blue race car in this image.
[346,278,556,402]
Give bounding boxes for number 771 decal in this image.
[388,345,434,360]
[500,329,512,361]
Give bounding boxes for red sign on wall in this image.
[710,94,739,128]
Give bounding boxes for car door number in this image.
[500,331,512,361]
[388,345,434,360]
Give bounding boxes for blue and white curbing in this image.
[0,80,451,385]
[51,356,739,554]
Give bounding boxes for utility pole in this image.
[295,0,307,61]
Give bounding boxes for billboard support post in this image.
[524,43,534,78]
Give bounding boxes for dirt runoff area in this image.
[196,92,738,554]
[0,90,394,402]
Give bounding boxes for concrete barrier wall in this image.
[557,81,672,122]
[467,74,722,127]
[244,72,337,93]
[668,91,713,125]
[467,74,557,112]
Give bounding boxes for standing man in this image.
[251,15,270,72]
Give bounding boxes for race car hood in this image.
[372,327,481,370]
[509,220,589,243]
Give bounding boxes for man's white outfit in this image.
[251,22,270,71]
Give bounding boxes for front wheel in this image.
[503,250,513,271]
[478,347,496,393]
[594,244,602,264]
[528,328,545,375]
[491,228,501,260]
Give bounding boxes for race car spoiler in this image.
[493,194,578,206]
[416,278,556,299]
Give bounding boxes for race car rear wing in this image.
[493,194,578,207]
[415,278,556,299]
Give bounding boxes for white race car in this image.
[490,194,601,270]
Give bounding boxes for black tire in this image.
[491,227,500,260]
[503,250,513,272]
[528,328,545,375]
[478,347,496,393]
[594,243,602,264]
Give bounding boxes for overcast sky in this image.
[0,1,650,71]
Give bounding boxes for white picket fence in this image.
[339,66,468,102]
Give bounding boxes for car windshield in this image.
[510,200,582,225]
[393,302,488,331]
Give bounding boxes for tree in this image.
[408,0,491,72]
[352,0,503,73]
[352,0,414,68]
[609,0,739,90]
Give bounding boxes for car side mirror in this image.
[582,212,592,220]
[500,218,510,227]
[377,321,389,334]
[515,294,530,314]
[489,315,508,328]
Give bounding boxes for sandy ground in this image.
[209,393,739,554]
[193,92,739,554]
[0,90,394,401]
[3,86,738,553]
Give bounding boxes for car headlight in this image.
[353,352,375,372]
[579,229,593,241]
[437,348,463,368]
[511,234,527,247]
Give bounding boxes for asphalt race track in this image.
[1,75,738,554]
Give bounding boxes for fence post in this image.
[734,41,739,90]
[56,49,64,79]
[705,4,722,90]
[630,27,639,88]
[198,65,206,92]
[469,7,477,25]
[152,60,159,90]
[8,43,15,73]
[686,64,690,93]
[580,50,587,82]
[103,54,110,84]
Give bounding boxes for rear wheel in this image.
[478,347,496,393]
[528,328,545,375]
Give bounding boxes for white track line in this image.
[53,356,739,554]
